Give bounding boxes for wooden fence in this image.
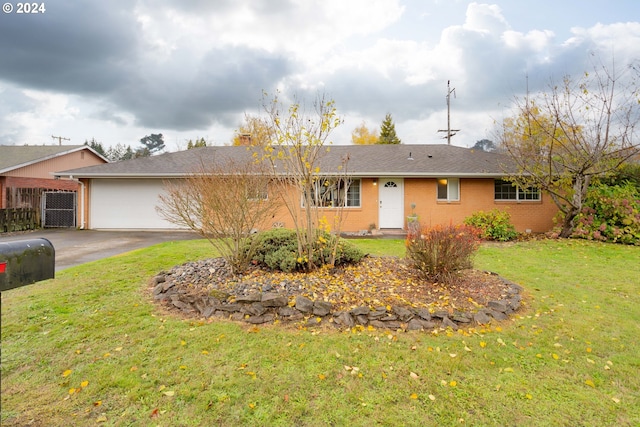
[0,208,40,233]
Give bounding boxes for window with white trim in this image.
[308,178,361,207]
[437,178,459,201]
[246,182,269,201]
[494,179,540,201]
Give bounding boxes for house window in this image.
[247,182,269,201]
[437,178,459,201]
[494,179,540,201]
[309,178,361,207]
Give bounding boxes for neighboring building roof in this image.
[0,145,109,174]
[55,144,516,178]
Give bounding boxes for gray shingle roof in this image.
[55,144,515,178]
[0,145,107,173]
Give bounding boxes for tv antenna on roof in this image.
[437,80,460,145]
[52,135,70,145]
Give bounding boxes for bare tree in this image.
[156,157,281,274]
[499,59,640,237]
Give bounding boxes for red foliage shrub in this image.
[406,224,481,283]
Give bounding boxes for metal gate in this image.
[42,191,76,228]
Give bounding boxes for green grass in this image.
[2,238,639,426]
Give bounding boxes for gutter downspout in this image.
[68,175,85,229]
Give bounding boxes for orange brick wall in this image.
[404,178,557,232]
[263,178,380,233]
[261,177,558,234]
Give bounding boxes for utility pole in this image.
[437,80,460,145]
[51,135,70,145]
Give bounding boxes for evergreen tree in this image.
[187,137,208,149]
[84,138,107,157]
[139,133,165,154]
[472,139,497,152]
[378,113,401,144]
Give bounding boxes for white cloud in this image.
[1,1,639,148]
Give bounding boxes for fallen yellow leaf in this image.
[163,390,175,396]
[62,369,72,377]
[585,379,595,388]
[428,394,436,401]
[410,393,418,399]
[80,380,89,388]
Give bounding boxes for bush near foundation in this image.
[572,182,640,245]
[464,209,518,241]
[248,228,365,272]
[406,224,480,283]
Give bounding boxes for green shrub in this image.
[406,224,480,283]
[572,182,640,245]
[248,228,365,272]
[464,209,518,241]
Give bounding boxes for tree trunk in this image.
[559,210,577,238]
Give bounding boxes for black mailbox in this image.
[0,238,55,291]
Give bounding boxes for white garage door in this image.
[90,178,182,229]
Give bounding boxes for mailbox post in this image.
[0,238,55,291]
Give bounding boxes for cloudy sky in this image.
[1,0,639,151]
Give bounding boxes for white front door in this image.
[378,178,404,228]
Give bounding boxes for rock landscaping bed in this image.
[150,256,524,331]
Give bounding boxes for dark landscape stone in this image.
[295,296,314,313]
[313,300,333,316]
[151,257,524,332]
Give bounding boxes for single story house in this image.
[1,145,108,230]
[55,144,558,233]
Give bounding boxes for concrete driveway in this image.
[0,229,200,271]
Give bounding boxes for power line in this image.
[437,80,460,145]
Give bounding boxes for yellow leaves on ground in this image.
[62,369,72,377]
[344,365,362,377]
[66,379,89,398]
[585,379,596,388]
[410,393,436,402]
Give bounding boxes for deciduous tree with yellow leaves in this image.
[258,92,347,270]
[351,121,379,145]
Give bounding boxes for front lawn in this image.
[1,239,639,426]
